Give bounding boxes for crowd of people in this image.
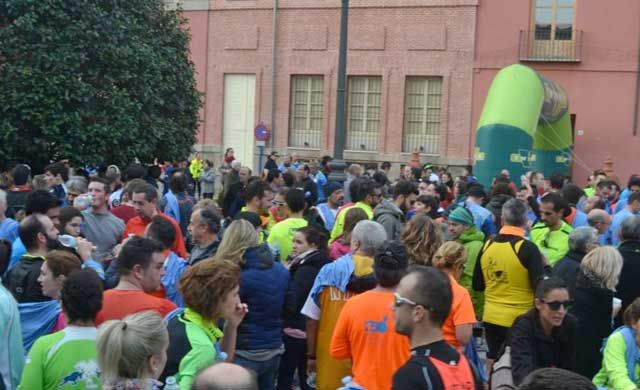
[0,152,639,390]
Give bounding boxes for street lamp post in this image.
[328,0,349,183]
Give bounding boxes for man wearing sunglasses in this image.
[392,267,483,389]
[531,192,573,266]
[329,241,411,390]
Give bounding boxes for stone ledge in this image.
[164,0,210,11]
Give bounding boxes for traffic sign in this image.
[254,123,270,141]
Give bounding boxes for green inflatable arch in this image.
[474,64,573,186]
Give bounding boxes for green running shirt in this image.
[18,326,100,390]
[267,217,308,261]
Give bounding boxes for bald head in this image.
[191,363,257,390]
[587,209,612,234]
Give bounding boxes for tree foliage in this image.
[0,0,202,171]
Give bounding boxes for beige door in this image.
[223,74,256,172]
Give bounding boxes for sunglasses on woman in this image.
[540,299,573,311]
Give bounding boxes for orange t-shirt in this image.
[442,275,477,348]
[123,212,188,259]
[95,289,177,325]
[330,290,411,390]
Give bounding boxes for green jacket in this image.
[593,331,640,390]
[457,226,485,318]
[329,202,373,243]
[530,221,573,266]
[164,308,223,390]
[189,159,203,179]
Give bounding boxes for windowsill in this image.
[519,57,581,63]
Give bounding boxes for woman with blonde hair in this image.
[569,246,623,379]
[215,220,294,390]
[400,215,442,265]
[161,259,247,389]
[432,241,477,349]
[98,311,169,390]
[214,219,259,264]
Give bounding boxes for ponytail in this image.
[97,311,168,384]
[432,241,467,270]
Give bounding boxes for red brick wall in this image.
[181,0,478,171]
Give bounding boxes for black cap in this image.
[374,241,408,270]
[234,211,261,228]
[467,184,486,199]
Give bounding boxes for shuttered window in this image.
[289,75,324,148]
[402,76,442,155]
[346,76,381,151]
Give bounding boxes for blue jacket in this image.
[236,244,295,351]
[18,300,60,352]
[162,251,189,307]
[466,200,497,237]
[313,172,328,203]
[610,209,638,246]
[572,209,589,228]
[0,283,24,389]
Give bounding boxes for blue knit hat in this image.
[323,181,343,197]
[448,207,474,226]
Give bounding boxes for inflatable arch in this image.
[473,64,573,186]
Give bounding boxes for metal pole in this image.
[270,0,278,146]
[329,0,349,183]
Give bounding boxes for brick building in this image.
[170,0,478,176]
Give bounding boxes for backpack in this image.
[490,346,516,390]
[0,239,12,276]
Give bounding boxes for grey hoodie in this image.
[373,198,405,240]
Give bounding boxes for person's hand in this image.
[112,235,134,259]
[111,243,123,259]
[540,252,550,267]
[307,357,317,375]
[76,237,96,261]
[227,302,249,328]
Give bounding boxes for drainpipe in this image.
[634,27,640,136]
[270,0,278,147]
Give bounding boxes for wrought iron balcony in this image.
[519,29,583,62]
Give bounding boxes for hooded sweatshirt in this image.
[373,198,405,240]
[457,226,485,317]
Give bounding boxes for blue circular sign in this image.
[254,123,269,141]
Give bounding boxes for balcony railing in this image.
[519,29,583,62]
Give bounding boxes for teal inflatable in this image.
[474,64,572,186]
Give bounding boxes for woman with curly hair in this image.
[160,259,248,389]
[400,214,442,266]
